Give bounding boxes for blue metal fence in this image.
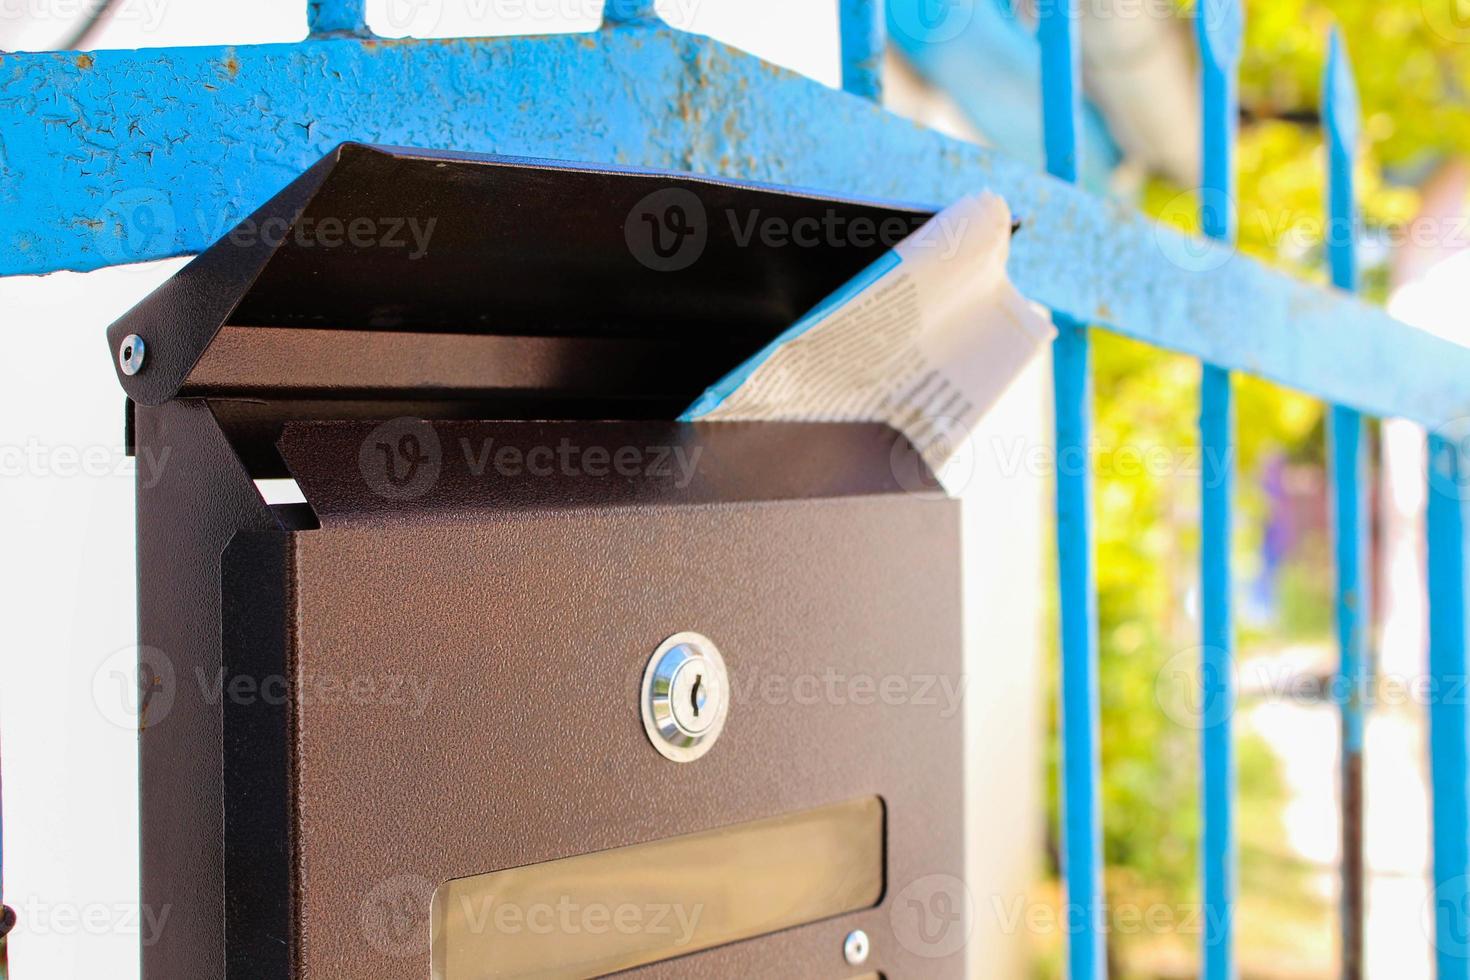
[3,0,1470,975]
[1038,3,1106,978]
[1195,3,1241,976]
[1323,28,1370,979]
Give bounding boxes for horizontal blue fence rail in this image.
[4,26,1470,429]
[4,2,1470,975]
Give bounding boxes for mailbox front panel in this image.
[222,486,964,977]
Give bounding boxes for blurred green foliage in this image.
[1042,0,1470,973]
[1153,0,1470,285]
[1042,342,1323,972]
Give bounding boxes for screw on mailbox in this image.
[119,334,146,375]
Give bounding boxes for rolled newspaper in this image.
[681,192,1054,494]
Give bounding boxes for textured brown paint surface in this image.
[135,400,283,980]
[287,493,964,978]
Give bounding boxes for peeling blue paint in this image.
[601,0,660,25]
[307,0,369,37]
[839,0,884,101]
[1,27,1468,429]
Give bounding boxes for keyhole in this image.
[690,673,704,717]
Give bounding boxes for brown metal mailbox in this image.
[107,144,965,979]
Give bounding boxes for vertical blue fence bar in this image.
[602,0,659,24]
[1039,1,1105,977]
[839,0,885,101]
[1323,29,1369,980]
[1429,432,1470,980]
[1197,1,1241,977]
[306,0,369,36]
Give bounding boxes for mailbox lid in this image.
[106,143,936,407]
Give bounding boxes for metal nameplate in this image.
[430,797,885,978]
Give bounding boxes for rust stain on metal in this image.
[75,53,94,69]
[361,36,467,52]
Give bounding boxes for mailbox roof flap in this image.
[106,143,934,406]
